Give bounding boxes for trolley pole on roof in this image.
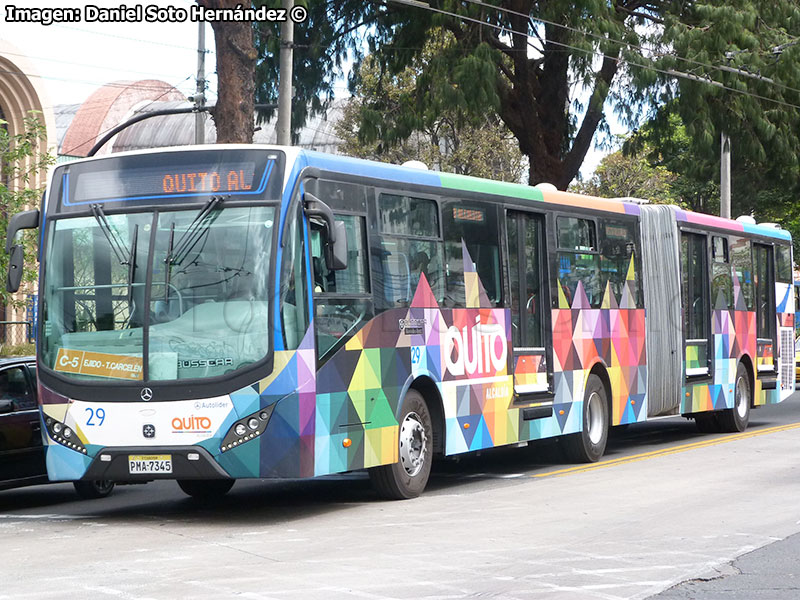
[720,132,731,219]
[277,0,294,146]
[194,22,206,145]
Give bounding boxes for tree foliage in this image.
[222,0,800,208]
[338,33,526,182]
[659,0,800,184]
[571,145,679,204]
[342,0,674,189]
[340,0,800,192]
[624,109,720,213]
[252,0,371,140]
[0,114,53,307]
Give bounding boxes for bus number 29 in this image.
[85,407,106,426]
[411,346,421,365]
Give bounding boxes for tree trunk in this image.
[199,0,257,144]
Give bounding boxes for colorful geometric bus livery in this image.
[40,245,646,480]
[18,146,794,498]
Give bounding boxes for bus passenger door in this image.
[753,243,777,377]
[681,232,711,378]
[506,210,552,402]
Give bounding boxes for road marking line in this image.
[0,514,93,520]
[533,421,800,478]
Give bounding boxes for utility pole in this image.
[194,21,206,145]
[720,132,731,219]
[277,0,294,146]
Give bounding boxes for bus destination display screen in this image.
[56,149,283,209]
[73,163,257,202]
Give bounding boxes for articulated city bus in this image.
[5,146,794,499]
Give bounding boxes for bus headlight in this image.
[44,416,87,454]
[220,404,275,452]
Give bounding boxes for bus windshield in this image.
[41,204,275,383]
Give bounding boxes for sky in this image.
[3,0,216,109]
[2,0,612,178]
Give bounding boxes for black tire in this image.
[562,374,609,463]
[369,389,433,500]
[177,478,235,499]
[73,480,115,499]
[717,362,751,433]
[694,412,722,433]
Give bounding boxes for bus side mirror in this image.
[5,209,40,253]
[6,244,24,293]
[303,193,348,270]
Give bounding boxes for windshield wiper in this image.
[127,224,139,307]
[163,195,225,299]
[92,204,139,313]
[92,204,139,309]
[91,203,130,265]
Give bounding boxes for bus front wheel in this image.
[562,374,609,463]
[369,389,433,500]
[177,478,235,499]
[73,479,115,499]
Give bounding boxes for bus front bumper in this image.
[82,446,231,481]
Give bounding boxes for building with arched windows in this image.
[0,42,57,344]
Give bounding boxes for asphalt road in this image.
[2,394,800,599]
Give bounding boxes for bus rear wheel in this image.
[562,374,608,463]
[177,478,235,499]
[717,363,751,433]
[369,389,433,500]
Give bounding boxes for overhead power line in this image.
[0,48,191,82]
[387,0,800,112]
[458,0,799,94]
[52,23,206,53]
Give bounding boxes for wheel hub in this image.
[399,412,427,477]
[587,391,604,445]
[735,376,748,419]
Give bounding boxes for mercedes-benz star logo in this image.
[140,387,153,402]
[143,424,155,438]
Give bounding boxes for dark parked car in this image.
[0,356,114,498]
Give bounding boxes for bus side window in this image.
[556,216,600,307]
[731,236,754,310]
[711,235,732,310]
[279,205,309,350]
[599,220,639,307]
[374,193,443,311]
[442,201,501,307]
[312,215,373,361]
[776,244,792,284]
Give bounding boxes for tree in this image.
[252,0,373,140]
[637,2,800,222]
[344,0,671,189]
[338,35,526,183]
[0,114,54,307]
[571,145,679,204]
[659,1,800,186]
[198,0,258,143]
[623,109,720,213]
[342,0,800,191]
[208,0,800,197]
